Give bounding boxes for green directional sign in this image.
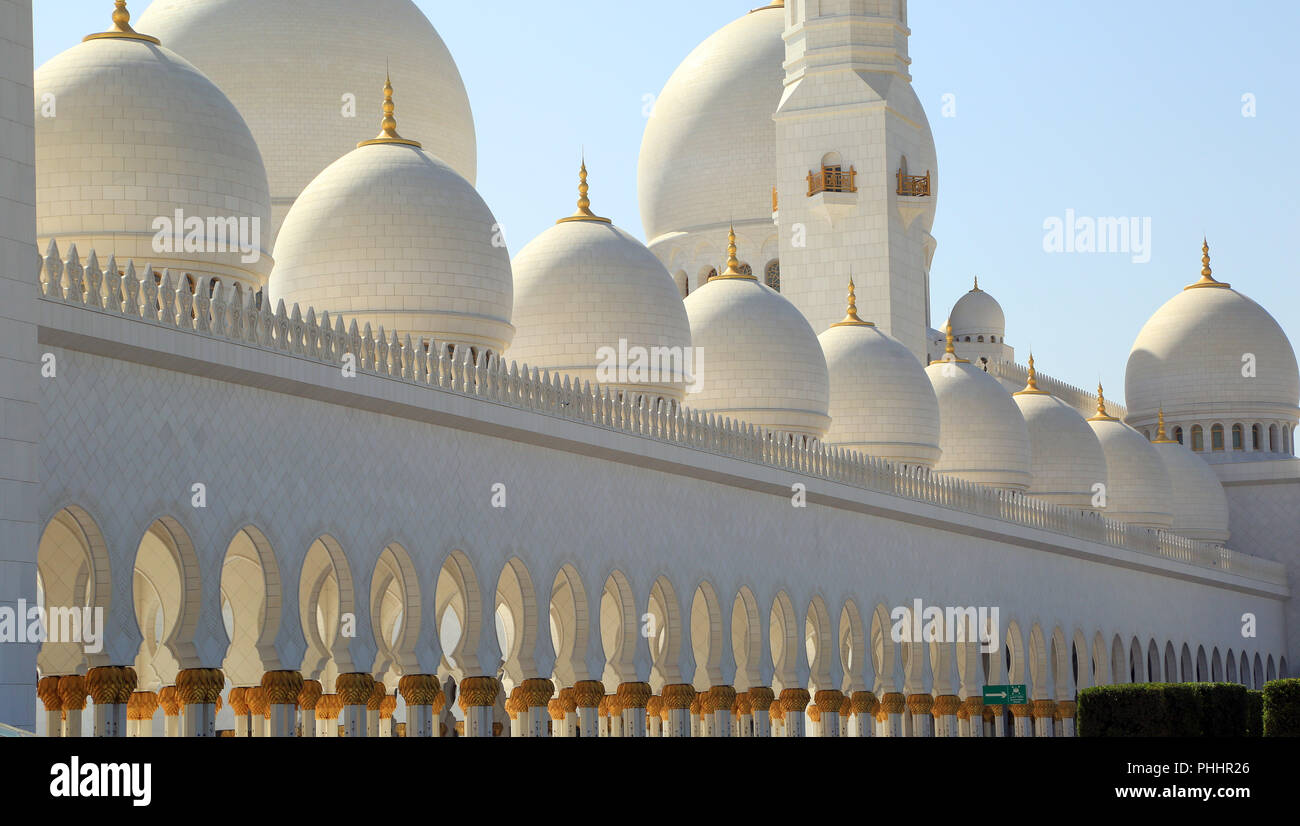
[982,684,1027,705]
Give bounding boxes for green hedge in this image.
[1078,683,1248,736]
[1247,690,1263,737]
[1262,679,1300,737]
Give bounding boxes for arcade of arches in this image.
[32,506,1287,738]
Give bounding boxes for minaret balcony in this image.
[897,169,931,196]
[807,165,857,196]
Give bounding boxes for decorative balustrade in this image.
[988,360,1128,422]
[34,241,1287,587]
[896,169,931,196]
[807,165,857,196]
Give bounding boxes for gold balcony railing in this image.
[807,165,857,196]
[897,169,931,196]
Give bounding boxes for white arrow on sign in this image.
[987,691,1007,699]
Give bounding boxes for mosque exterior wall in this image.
[0,0,39,733]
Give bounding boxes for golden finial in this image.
[972,275,981,292]
[1185,237,1231,290]
[1088,382,1119,422]
[1013,353,1049,396]
[1151,406,1177,443]
[749,0,785,12]
[930,322,969,365]
[830,275,874,327]
[713,226,756,281]
[557,158,611,224]
[84,1,160,44]
[357,74,422,149]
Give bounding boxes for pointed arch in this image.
[549,564,589,690]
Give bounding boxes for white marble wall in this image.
[0,0,38,731]
[26,293,1290,713]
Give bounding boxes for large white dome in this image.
[637,3,784,246]
[1149,413,1230,543]
[268,82,511,354]
[1084,390,1173,529]
[683,232,829,439]
[1125,243,1299,431]
[35,7,271,289]
[138,0,477,240]
[949,279,1006,339]
[509,168,693,403]
[817,282,940,467]
[1011,359,1108,510]
[924,332,1032,490]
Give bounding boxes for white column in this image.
[459,677,499,737]
[397,675,439,737]
[780,689,810,738]
[749,688,774,738]
[86,667,135,737]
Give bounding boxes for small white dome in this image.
[138,0,476,240]
[949,279,1006,339]
[268,83,511,353]
[509,169,693,403]
[1084,391,1174,529]
[35,10,272,288]
[683,233,829,438]
[818,283,940,467]
[1150,415,1230,543]
[1125,243,1299,428]
[924,334,1032,490]
[1010,360,1108,509]
[637,4,784,246]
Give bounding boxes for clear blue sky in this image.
[33,1,1299,404]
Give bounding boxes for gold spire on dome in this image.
[84,1,160,45]
[1185,238,1231,290]
[713,226,757,281]
[557,160,611,224]
[749,0,785,13]
[1088,383,1119,422]
[972,275,982,292]
[1013,353,1049,396]
[929,322,970,366]
[830,276,875,327]
[357,75,423,149]
[1153,406,1178,443]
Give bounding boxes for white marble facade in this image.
[1,0,1297,736]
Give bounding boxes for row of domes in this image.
[34,2,1294,549]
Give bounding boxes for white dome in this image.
[949,280,1006,338]
[637,4,784,246]
[1125,245,1299,428]
[509,174,693,403]
[817,286,940,467]
[34,13,271,288]
[138,0,476,240]
[683,237,829,438]
[1010,363,1108,509]
[924,343,1032,490]
[268,94,511,353]
[1150,417,1230,543]
[1084,394,1173,529]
